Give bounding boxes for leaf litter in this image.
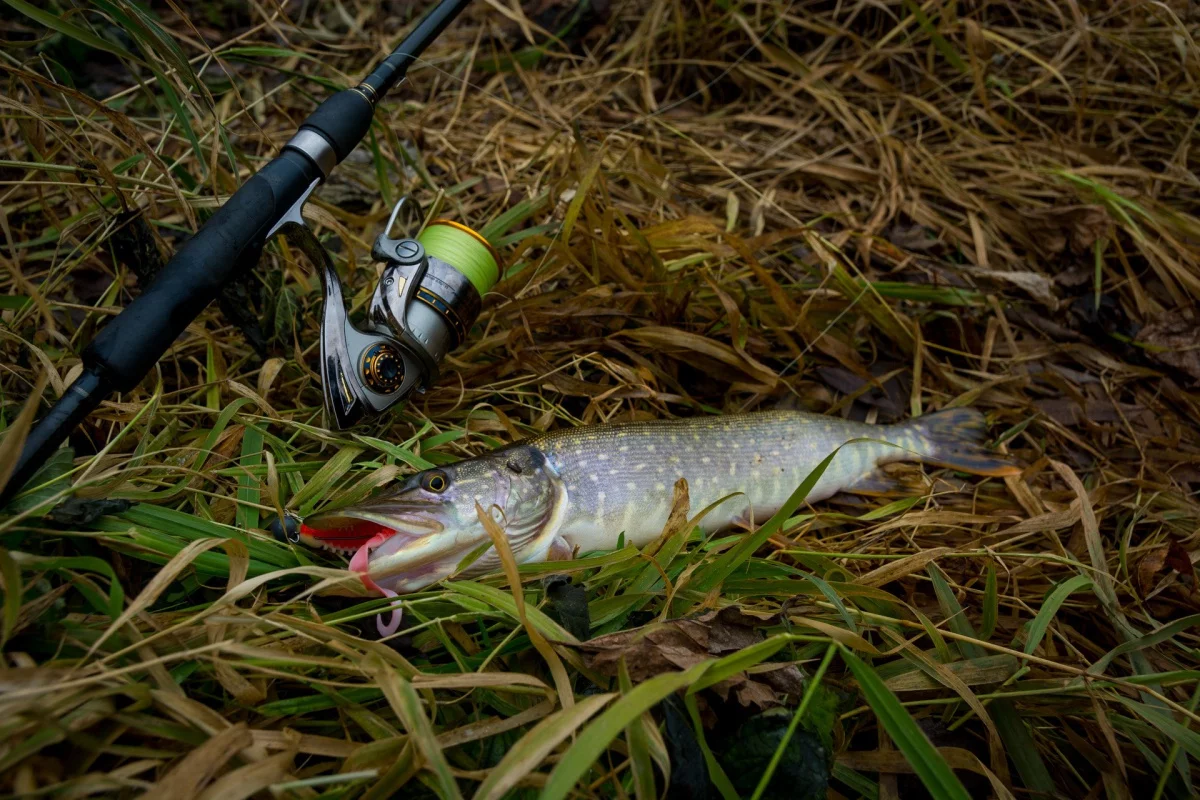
[574,606,805,711]
[1,0,1200,798]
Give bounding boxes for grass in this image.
[2,0,1200,797]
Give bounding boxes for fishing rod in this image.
[2,0,500,504]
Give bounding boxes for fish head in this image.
[297,444,566,594]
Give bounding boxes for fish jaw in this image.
[297,507,450,593]
[296,499,540,597]
[361,523,491,594]
[297,444,569,596]
[362,476,572,594]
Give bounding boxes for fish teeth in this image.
[312,540,359,554]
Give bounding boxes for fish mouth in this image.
[299,505,452,594]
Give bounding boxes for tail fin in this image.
[902,407,1021,477]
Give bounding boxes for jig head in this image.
[269,188,499,429]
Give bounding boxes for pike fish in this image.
[295,407,1019,633]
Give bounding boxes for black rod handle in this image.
[84,151,319,390]
[1,0,477,506]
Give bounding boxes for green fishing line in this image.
[417,221,500,296]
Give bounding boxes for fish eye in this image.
[421,470,449,493]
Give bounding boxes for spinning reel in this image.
[270,186,500,429]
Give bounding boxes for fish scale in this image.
[297,406,1019,600]
[537,410,931,553]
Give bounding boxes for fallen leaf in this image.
[1165,541,1195,582]
[1034,396,1143,427]
[1136,545,1169,596]
[1138,310,1200,384]
[975,269,1059,308]
[572,606,801,711]
[1020,205,1110,254]
[885,223,942,253]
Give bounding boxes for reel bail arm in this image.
[278,195,495,430]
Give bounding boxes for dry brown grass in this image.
[1,0,1200,797]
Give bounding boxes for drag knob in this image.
[360,342,405,393]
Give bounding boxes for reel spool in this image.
[276,194,500,429]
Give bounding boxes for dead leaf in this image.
[1034,395,1143,427]
[974,269,1059,308]
[1140,540,1197,594]
[1138,310,1200,384]
[1136,545,1169,596]
[255,357,285,398]
[572,606,800,711]
[1165,541,1195,581]
[1020,205,1110,254]
[885,223,943,253]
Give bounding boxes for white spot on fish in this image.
[729,464,737,476]
[635,463,647,472]
[589,474,599,482]
[702,456,711,464]
[598,453,608,461]
[627,482,636,490]
[609,468,618,475]
[647,444,655,452]
[656,482,666,491]
[619,445,629,453]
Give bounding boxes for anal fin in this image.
[843,469,909,497]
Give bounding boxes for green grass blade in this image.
[291,447,364,514]
[1020,574,1092,655]
[840,646,971,800]
[991,701,1056,794]
[751,643,837,800]
[620,659,658,800]
[1120,698,1200,762]
[237,424,264,531]
[471,693,613,800]
[690,635,795,693]
[926,563,983,658]
[541,662,712,799]
[372,664,462,799]
[2,0,141,63]
[684,692,740,800]
[449,581,580,644]
[1090,614,1200,676]
[694,444,845,592]
[980,562,998,640]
